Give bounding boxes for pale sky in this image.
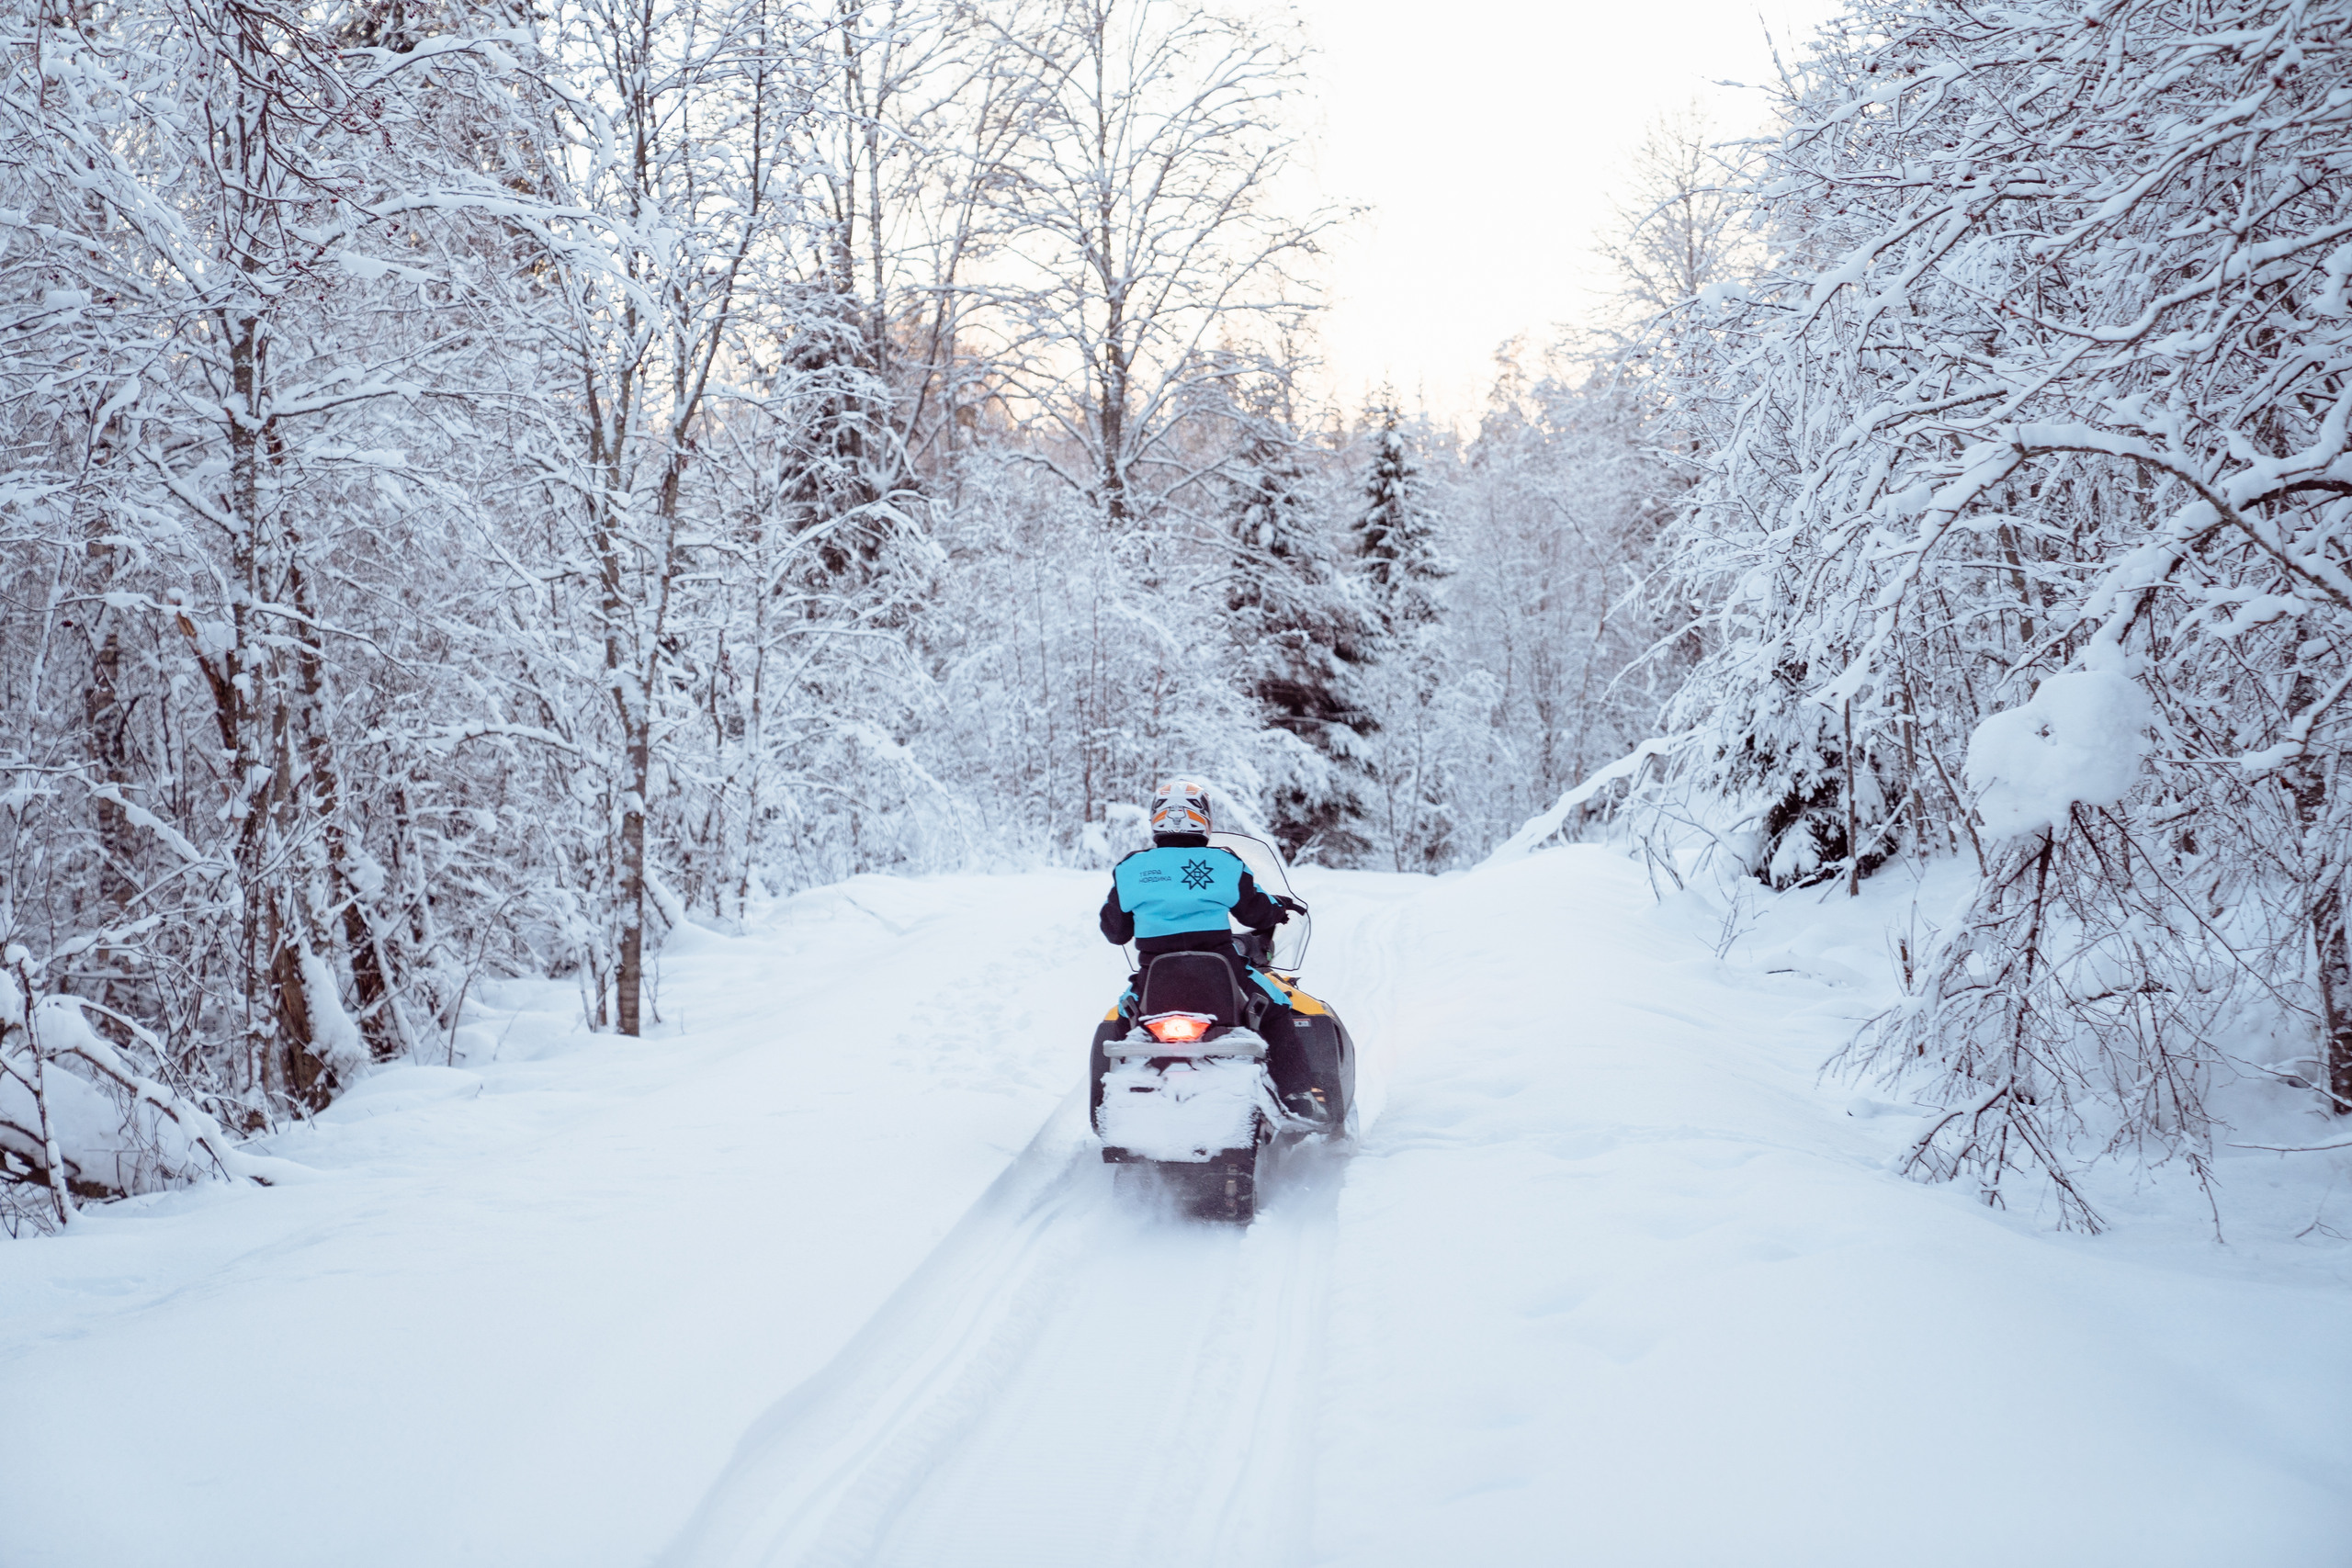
[1281,0,1846,422]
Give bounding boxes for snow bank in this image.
[1965,669,2152,837]
[316,1065,482,1123]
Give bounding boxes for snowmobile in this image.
[1088,829,1356,1224]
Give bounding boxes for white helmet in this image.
[1148,777,1213,837]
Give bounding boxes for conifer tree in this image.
[1351,396,1459,868]
[1226,406,1374,863]
[1355,398,1448,632]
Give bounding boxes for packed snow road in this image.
[3,852,2348,1567]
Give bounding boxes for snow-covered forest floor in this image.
[4,852,2347,1568]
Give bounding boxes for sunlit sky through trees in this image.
[1286,0,1846,422]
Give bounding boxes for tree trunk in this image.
[616,723,650,1038]
[613,436,694,1038]
[2314,877,2352,1114]
[591,389,638,1033]
[2288,752,2352,1112]
[289,560,401,1062]
[84,581,134,1010]
[2283,658,2352,1111]
[84,613,132,921]
[19,979,74,1226]
[1843,698,1861,897]
[224,306,275,1106]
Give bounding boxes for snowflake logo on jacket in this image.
[1181,858,1215,890]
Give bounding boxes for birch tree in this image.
[495,0,817,1034]
[973,0,1340,526]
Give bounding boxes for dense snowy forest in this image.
[2,0,2348,1232]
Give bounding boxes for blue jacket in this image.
[1100,841,1285,943]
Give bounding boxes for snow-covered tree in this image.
[1653,0,2352,1220]
[1448,348,1679,848]
[968,0,1343,528]
[1350,397,1457,869]
[0,0,1387,1225]
[1224,395,1374,863]
[0,0,542,1134]
[1355,397,1447,632]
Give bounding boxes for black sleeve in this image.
[1099,880,1136,944]
[1230,869,1286,932]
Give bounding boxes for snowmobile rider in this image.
[1098,779,1297,989]
[1097,779,1331,1125]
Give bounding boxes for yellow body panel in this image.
[1263,974,1329,1015]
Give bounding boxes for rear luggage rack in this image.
[1101,1026,1267,1061]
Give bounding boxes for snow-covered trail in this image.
[0,873,1114,1568]
[1313,852,2352,1566]
[661,884,1420,1568]
[3,853,2348,1567]
[662,1118,1350,1568]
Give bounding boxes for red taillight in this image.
[1142,1011,1213,1043]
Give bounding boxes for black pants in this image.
[1134,929,1254,964]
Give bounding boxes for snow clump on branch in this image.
[1964,672,2152,840]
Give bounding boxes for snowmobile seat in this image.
[1139,951,1245,1026]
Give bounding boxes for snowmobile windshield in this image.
[1209,830,1310,973]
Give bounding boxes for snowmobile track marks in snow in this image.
[661,1095,1348,1568]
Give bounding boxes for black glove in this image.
[1273,895,1307,919]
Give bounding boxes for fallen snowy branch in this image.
[1481,734,1691,868]
[7,993,313,1195]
